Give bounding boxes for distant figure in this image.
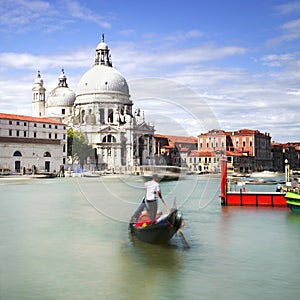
[144,174,163,221]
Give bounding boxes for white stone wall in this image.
[0,116,67,174]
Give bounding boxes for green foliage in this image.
[67,128,94,168]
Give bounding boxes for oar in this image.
[161,197,190,248]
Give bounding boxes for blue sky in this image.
[0,0,300,142]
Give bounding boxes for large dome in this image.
[76,65,129,96]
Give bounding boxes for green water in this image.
[0,175,299,299]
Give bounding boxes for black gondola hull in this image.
[129,210,183,244]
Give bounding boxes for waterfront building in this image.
[153,134,197,167]
[31,35,155,171]
[283,143,300,172]
[194,129,272,173]
[0,113,67,174]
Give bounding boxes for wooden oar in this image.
[160,197,190,248]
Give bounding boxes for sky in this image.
[0,0,300,143]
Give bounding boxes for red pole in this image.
[220,156,227,205]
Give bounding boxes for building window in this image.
[102,134,116,143]
[16,121,19,125]
[9,129,12,136]
[16,130,19,137]
[99,108,105,124]
[34,123,37,127]
[34,132,37,138]
[108,109,113,123]
[250,141,253,147]
[24,131,26,137]
[63,144,66,152]
[43,124,46,128]
[81,110,85,123]
[63,134,66,140]
[13,151,22,156]
[55,125,58,129]
[62,109,65,115]
[55,133,57,139]
[49,124,52,128]
[9,120,12,125]
[49,133,51,139]
[43,152,51,157]
[24,122,27,126]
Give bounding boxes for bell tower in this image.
[32,71,46,117]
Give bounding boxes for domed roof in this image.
[96,40,108,50]
[47,86,76,107]
[76,65,129,96]
[47,69,75,107]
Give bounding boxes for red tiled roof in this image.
[155,134,197,144]
[189,150,214,157]
[0,113,64,125]
[226,150,244,156]
[179,147,189,152]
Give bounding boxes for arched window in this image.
[43,152,51,157]
[102,135,116,143]
[13,151,22,156]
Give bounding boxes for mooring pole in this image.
[220,155,227,205]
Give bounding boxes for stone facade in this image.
[31,35,155,171]
[0,113,67,174]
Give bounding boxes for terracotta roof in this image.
[0,113,64,125]
[189,150,214,157]
[226,150,244,156]
[179,147,189,152]
[155,134,197,144]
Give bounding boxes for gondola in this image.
[129,199,185,245]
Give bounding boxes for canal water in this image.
[1,175,299,300]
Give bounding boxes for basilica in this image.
[32,35,155,171]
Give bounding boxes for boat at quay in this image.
[285,191,300,213]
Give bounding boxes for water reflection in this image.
[116,236,183,299]
[286,212,300,223]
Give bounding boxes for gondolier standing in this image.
[145,174,164,221]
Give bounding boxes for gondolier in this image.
[144,174,163,221]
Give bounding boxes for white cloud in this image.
[267,17,300,46]
[0,49,93,71]
[0,0,110,33]
[65,0,111,28]
[274,2,300,15]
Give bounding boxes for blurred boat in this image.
[285,191,300,213]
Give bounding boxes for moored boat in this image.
[285,191,300,213]
[129,200,184,245]
[140,165,186,181]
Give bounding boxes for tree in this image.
[67,128,95,169]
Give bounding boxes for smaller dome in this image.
[47,86,75,107]
[96,41,108,50]
[47,69,75,107]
